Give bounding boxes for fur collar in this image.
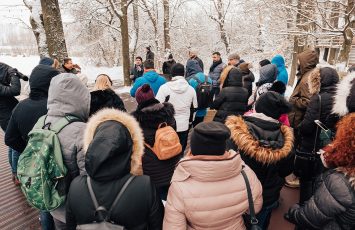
[308,68,321,95]
[332,72,355,116]
[84,108,144,175]
[336,167,355,189]
[226,116,294,164]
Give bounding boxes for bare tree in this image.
[163,0,171,51]
[23,0,49,57]
[130,0,140,63]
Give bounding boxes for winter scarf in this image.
[210,59,223,73]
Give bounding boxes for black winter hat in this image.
[269,81,286,95]
[171,63,185,77]
[259,59,271,67]
[39,57,54,66]
[190,122,231,156]
[255,91,292,119]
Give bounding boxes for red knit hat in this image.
[135,84,155,104]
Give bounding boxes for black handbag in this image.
[294,95,322,179]
[241,166,262,230]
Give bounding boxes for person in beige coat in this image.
[163,122,263,230]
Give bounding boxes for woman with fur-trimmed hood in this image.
[285,113,355,230]
[66,108,164,229]
[226,91,294,229]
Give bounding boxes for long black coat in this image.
[226,115,294,207]
[0,62,21,131]
[287,169,355,230]
[132,99,179,188]
[90,89,126,115]
[211,69,249,123]
[5,64,60,152]
[298,67,339,152]
[66,112,164,230]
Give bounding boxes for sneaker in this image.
[285,174,300,188]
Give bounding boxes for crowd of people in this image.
[0,46,354,230]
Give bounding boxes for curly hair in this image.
[323,113,355,168]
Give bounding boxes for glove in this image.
[9,68,28,81]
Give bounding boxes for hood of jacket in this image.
[132,98,175,124]
[172,150,242,182]
[332,72,355,116]
[271,55,286,68]
[259,64,278,83]
[225,115,294,164]
[308,67,339,95]
[83,108,144,181]
[186,59,203,77]
[167,76,190,93]
[223,67,244,87]
[29,64,60,99]
[47,73,90,121]
[143,70,160,83]
[298,49,319,75]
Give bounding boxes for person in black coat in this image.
[5,64,60,152]
[131,84,178,200]
[296,67,339,204]
[211,68,249,123]
[239,62,255,98]
[146,46,155,62]
[162,54,176,75]
[226,91,294,229]
[130,56,144,82]
[285,113,355,230]
[66,108,164,230]
[90,74,126,115]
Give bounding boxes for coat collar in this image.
[225,115,294,164]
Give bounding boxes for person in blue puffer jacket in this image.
[130,59,166,97]
[271,54,288,86]
[188,68,212,127]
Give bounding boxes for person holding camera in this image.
[0,62,28,185]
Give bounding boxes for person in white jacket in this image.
[156,63,197,154]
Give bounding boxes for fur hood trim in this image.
[332,72,355,116]
[226,116,294,164]
[336,167,355,189]
[308,68,321,95]
[219,65,234,88]
[84,108,144,175]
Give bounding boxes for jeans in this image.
[255,201,279,230]
[177,130,189,155]
[40,211,55,230]
[8,147,20,173]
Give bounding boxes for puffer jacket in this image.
[156,76,197,132]
[298,67,339,152]
[163,151,263,230]
[211,68,249,123]
[132,98,179,188]
[287,168,355,230]
[47,73,90,223]
[130,70,166,97]
[5,64,60,152]
[271,55,288,86]
[226,114,294,207]
[0,62,21,131]
[289,49,319,129]
[162,60,176,75]
[90,89,126,115]
[208,61,225,87]
[66,109,164,230]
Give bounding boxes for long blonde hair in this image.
[93,74,113,91]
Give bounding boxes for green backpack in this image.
[17,115,80,211]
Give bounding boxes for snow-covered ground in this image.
[0,55,123,83]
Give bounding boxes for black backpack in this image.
[192,75,213,109]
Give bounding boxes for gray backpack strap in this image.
[107,175,135,220]
[87,176,107,221]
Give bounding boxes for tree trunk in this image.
[120,0,131,86]
[216,0,230,54]
[40,0,68,63]
[338,28,354,64]
[23,0,49,57]
[130,0,139,64]
[163,0,171,51]
[289,36,299,87]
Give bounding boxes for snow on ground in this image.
[0,55,123,83]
